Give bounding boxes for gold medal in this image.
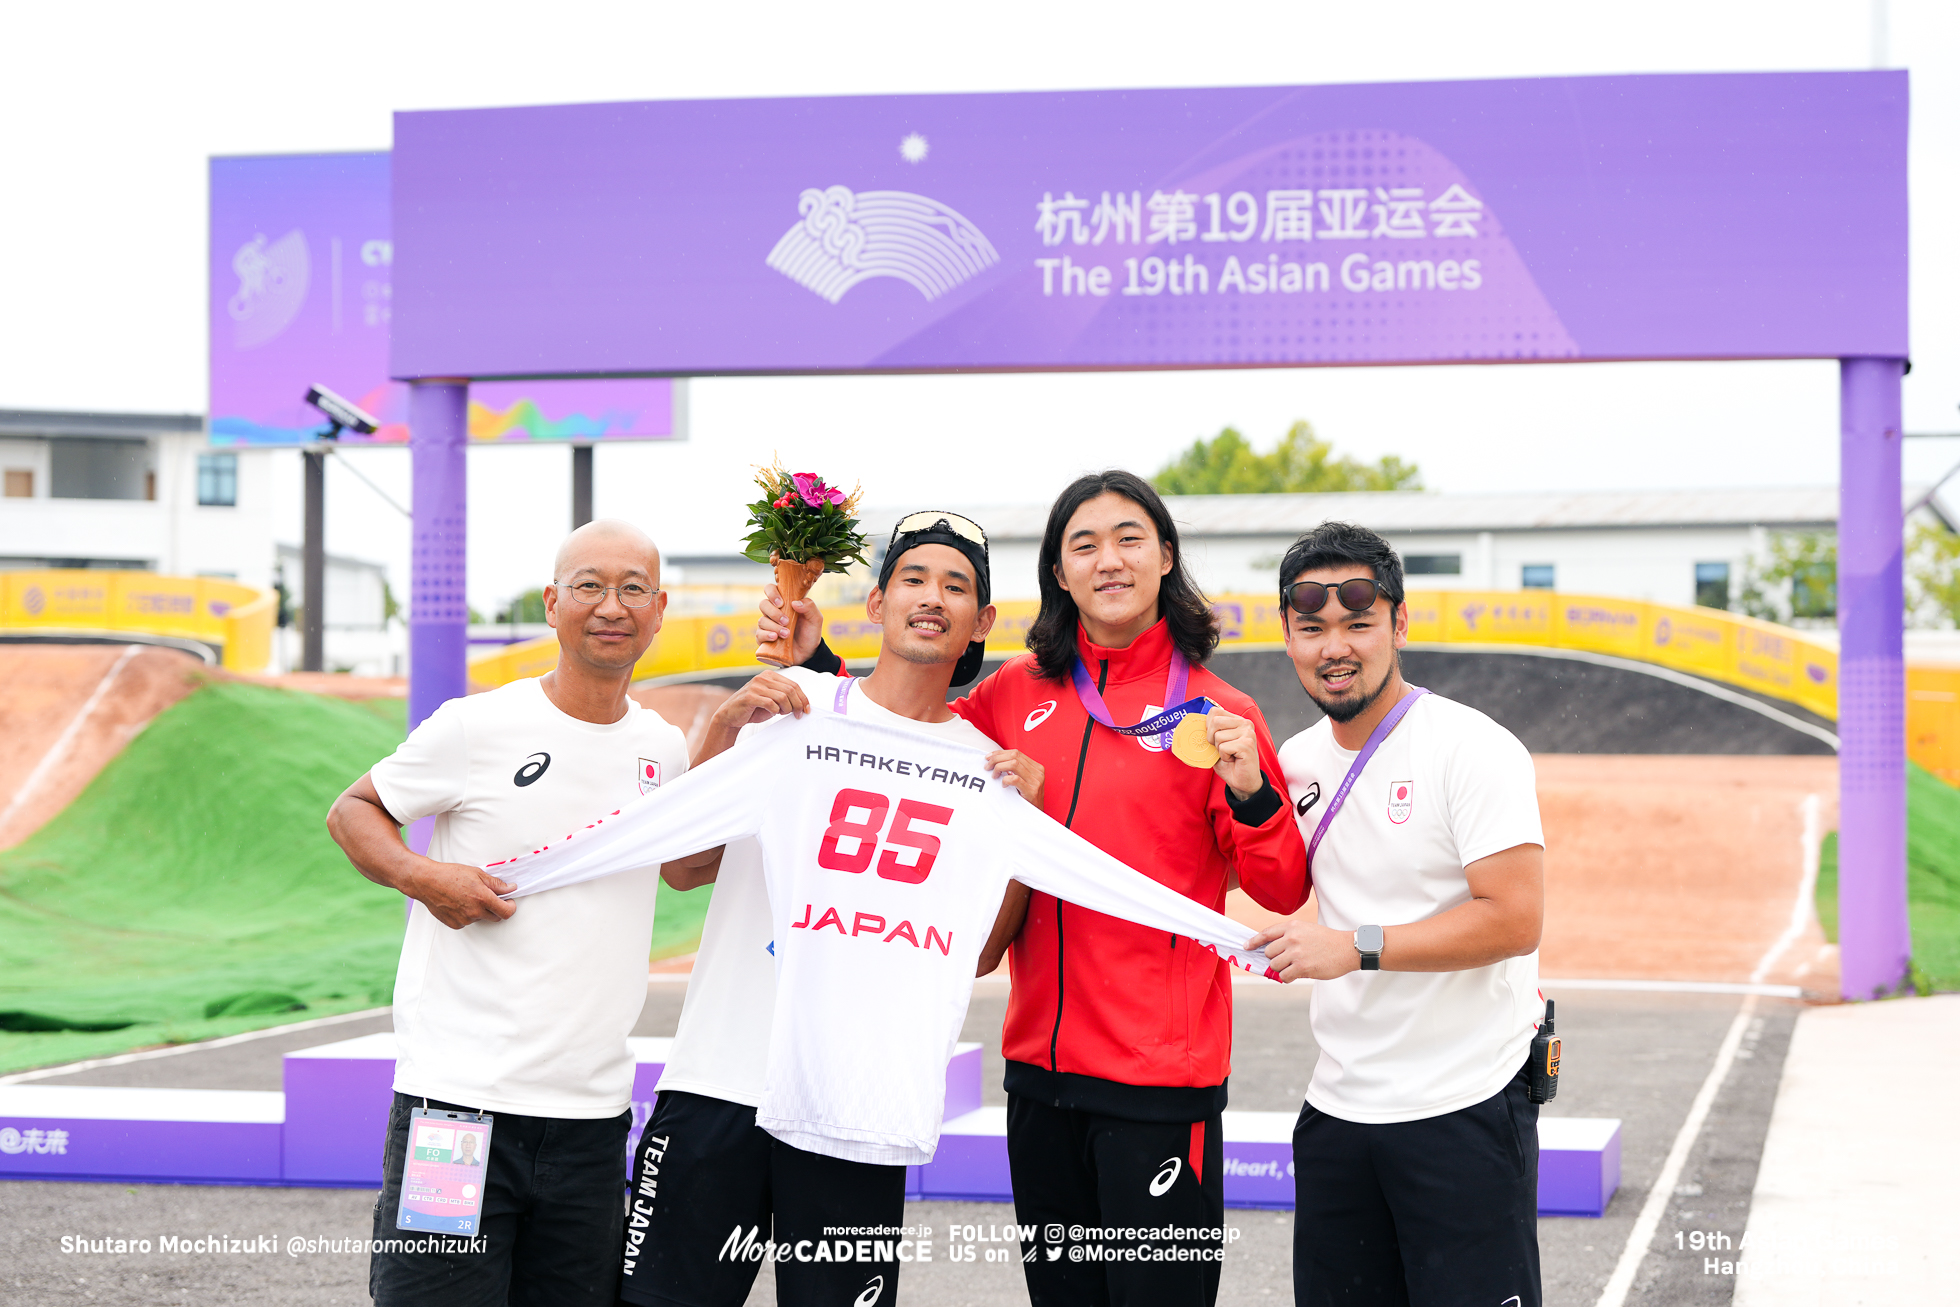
[1170,712,1219,769]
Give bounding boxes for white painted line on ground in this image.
[1595,800,1819,1307]
[1542,978,1803,998]
[0,1007,393,1085]
[0,643,140,845]
[1594,995,1759,1307]
[1749,793,1824,987]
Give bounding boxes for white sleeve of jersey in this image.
[484,731,771,899]
[368,695,470,824]
[990,795,1279,979]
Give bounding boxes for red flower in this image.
[792,472,845,508]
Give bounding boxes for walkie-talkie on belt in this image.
[1527,1000,1560,1104]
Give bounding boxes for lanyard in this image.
[834,678,853,714]
[1307,686,1429,873]
[1070,645,1215,750]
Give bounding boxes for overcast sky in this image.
[3,0,1955,612]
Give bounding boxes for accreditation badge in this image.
[396,1107,494,1235]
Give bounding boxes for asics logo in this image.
[1295,782,1321,817]
[1149,1156,1181,1196]
[513,752,551,787]
[1024,700,1058,732]
[854,1276,886,1306]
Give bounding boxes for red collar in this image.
[1073,617,1177,687]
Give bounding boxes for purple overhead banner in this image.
[391,71,1906,380]
[208,153,686,446]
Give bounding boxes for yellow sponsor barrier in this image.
[465,588,1960,784]
[0,570,275,672]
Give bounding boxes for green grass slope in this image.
[1815,761,1960,993]
[0,681,714,1073]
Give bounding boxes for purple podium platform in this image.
[284,1032,986,1187]
[1536,1117,1623,1218]
[0,1085,285,1184]
[2,1037,1619,1216]
[913,1107,1622,1218]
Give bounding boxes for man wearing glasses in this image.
[1248,522,1547,1307]
[327,519,706,1305]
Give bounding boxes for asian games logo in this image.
[767,185,999,303]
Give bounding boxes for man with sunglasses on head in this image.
[1247,522,1547,1307]
[621,511,1044,1307]
[327,520,700,1305]
[762,476,1308,1307]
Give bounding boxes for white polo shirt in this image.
[1279,691,1544,1124]
[370,676,689,1119]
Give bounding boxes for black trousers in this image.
[620,1089,908,1307]
[369,1092,630,1307]
[1006,1094,1226,1307]
[1291,1067,1541,1307]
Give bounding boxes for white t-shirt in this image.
[370,677,689,1119]
[489,710,1277,1166]
[657,669,999,1109]
[1278,691,1545,1125]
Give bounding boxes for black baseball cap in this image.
[877,511,991,686]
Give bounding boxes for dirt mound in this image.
[1534,755,1837,991]
[0,645,208,850]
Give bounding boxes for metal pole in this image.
[572,443,594,528]
[1837,356,1911,999]
[409,380,470,731]
[302,447,326,672]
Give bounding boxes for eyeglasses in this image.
[1283,577,1384,617]
[889,511,988,552]
[557,581,661,608]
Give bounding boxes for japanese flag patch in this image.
[637,759,662,794]
[1387,781,1414,825]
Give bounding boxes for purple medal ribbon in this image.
[1071,646,1215,750]
[1307,686,1429,873]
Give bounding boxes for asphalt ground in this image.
[3,983,1802,1306]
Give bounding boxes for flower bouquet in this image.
[742,462,869,666]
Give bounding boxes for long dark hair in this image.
[1025,470,1219,680]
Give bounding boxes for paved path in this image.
[1732,994,1960,1306]
[5,984,1805,1306]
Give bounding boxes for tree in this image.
[1908,519,1960,628]
[1737,531,1836,624]
[493,588,548,624]
[1153,421,1422,496]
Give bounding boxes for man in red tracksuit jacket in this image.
[763,472,1308,1306]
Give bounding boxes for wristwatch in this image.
[1354,925,1384,971]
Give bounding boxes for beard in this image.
[890,620,961,666]
[1306,657,1394,724]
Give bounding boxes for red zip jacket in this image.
[950,619,1309,1120]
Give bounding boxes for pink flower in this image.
[792,472,845,508]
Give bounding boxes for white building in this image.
[901,487,1935,612]
[0,408,280,583]
[1,409,401,674]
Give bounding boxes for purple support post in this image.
[409,380,470,732]
[1837,357,1911,1000]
